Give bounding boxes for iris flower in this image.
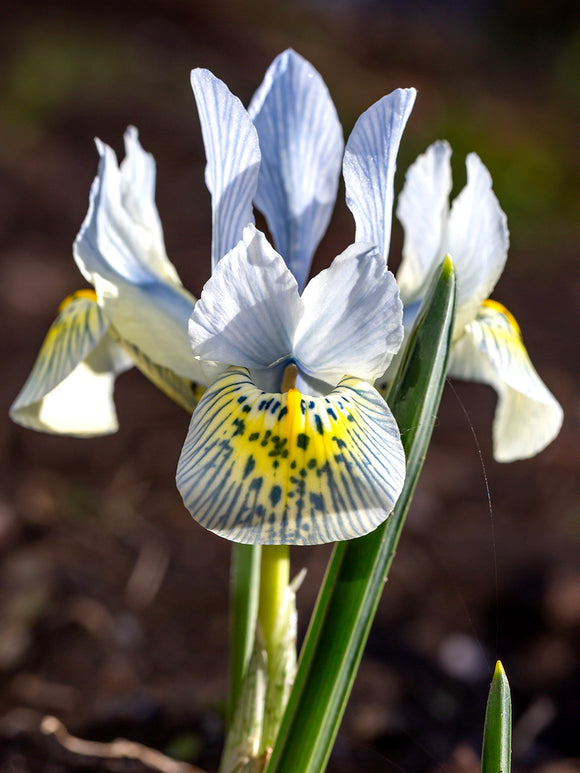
[11,50,414,545]
[395,140,563,462]
[177,51,416,545]
[10,127,203,435]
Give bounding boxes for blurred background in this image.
[1,0,579,771]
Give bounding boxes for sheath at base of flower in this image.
[177,225,406,546]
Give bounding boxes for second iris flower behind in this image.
[177,54,416,545]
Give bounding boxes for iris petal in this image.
[75,130,177,285]
[110,330,202,414]
[248,49,344,291]
[446,154,509,334]
[449,302,563,462]
[177,367,405,545]
[191,68,261,269]
[343,88,416,265]
[119,127,182,285]
[10,292,131,436]
[396,141,453,302]
[189,225,303,373]
[74,134,201,381]
[295,242,403,385]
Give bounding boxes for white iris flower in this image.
[11,50,414,546]
[176,50,416,545]
[10,127,203,435]
[395,140,563,462]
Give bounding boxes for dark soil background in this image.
[1,1,579,771]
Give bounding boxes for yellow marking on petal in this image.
[10,290,120,436]
[177,367,406,545]
[285,388,301,441]
[58,288,98,313]
[482,299,522,339]
[453,304,564,462]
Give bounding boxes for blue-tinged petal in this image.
[109,329,202,414]
[75,131,179,285]
[177,367,405,545]
[396,141,453,302]
[10,291,131,436]
[449,301,563,462]
[191,68,261,269]
[119,127,182,285]
[189,225,303,373]
[343,88,416,265]
[74,137,201,381]
[294,242,403,386]
[446,154,509,334]
[248,49,344,291]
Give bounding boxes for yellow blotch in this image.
[58,288,98,313]
[285,387,303,447]
[482,299,522,338]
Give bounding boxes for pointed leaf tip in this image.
[482,660,512,773]
[441,254,455,279]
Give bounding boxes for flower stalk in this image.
[258,546,290,658]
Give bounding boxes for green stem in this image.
[229,543,262,724]
[258,545,290,655]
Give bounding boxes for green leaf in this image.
[481,661,512,773]
[229,544,262,724]
[266,257,456,773]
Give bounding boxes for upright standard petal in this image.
[189,225,303,372]
[396,141,453,302]
[449,302,563,462]
[446,154,509,334]
[119,127,182,285]
[177,367,405,545]
[294,243,403,386]
[191,68,261,269]
[343,88,416,265]
[10,292,131,436]
[74,137,201,381]
[248,49,344,291]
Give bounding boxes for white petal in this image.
[110,330,202,414]
[446,154,509,333]
[177,367,406,545]
[396,141,453,302]
[92,274,200,380]
[449,302,563,462]
[75,132,179,286]
[248,49,344,291]
[10,292,131,436]
[295,243,403,385]
[343,88,416,265]
[74,139,201,380]
[120,127,182,285]
[189,225,303,371]
[191,68,261,268]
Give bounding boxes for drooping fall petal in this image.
[177,367,405,545]
[449,301,563,462]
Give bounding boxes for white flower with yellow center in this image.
[176,50,417,544]
[11,49,416,545]
[395,140,563,462]
[10,127,202,435]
